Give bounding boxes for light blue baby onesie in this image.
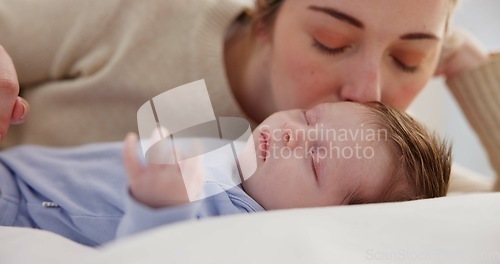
[0,142,264,247]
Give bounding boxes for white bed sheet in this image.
[1,193,499,264]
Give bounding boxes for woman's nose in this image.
[339,61,382,103]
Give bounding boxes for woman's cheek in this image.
[275,53,327,108]
[384,83,424,109]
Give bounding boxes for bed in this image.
[1,192,498,264]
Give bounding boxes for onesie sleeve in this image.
[115,189,204,239]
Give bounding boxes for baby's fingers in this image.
[178,141,206,201]
[123,133,146,184]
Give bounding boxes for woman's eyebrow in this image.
[308,5,440,41]
[400,32,440,41]
[308,5,364,29]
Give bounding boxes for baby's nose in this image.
[282,126,305,150]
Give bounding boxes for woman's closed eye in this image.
[312,38,351,56]
[392,56,418,73]
[312,37,421,74]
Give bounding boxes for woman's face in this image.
[264,0,449,110]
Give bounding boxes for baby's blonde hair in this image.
[352,102,452,204]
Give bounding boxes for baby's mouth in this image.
[259,132,270,162]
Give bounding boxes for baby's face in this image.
[242,102,395,210]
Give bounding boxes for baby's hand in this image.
[123,133,204,208]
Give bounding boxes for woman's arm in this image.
[446,53,500,192]
[434,28,499,192]
[0,0,123,85]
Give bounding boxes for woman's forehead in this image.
[282,0,450,37]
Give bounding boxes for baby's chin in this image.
[234,131,260,182]
[239,173,269,209]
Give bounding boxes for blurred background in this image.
[408,0,500,178]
